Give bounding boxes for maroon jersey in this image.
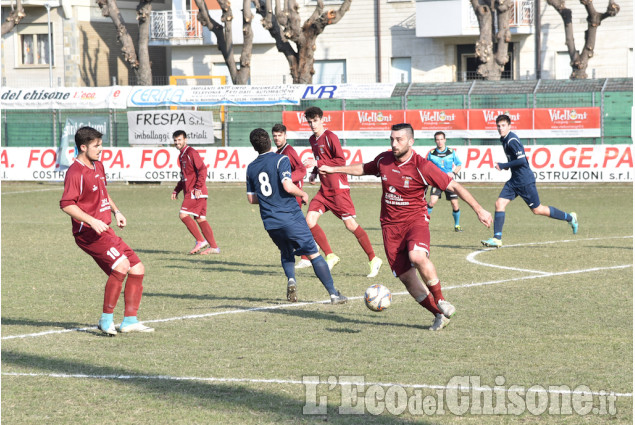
[60,159,111,234]
[363,150,452,225]
[173,145,209,199]
[276,143,306,189]
[309,130,350,195]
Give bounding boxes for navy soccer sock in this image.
[493,211,505,240]
[549,206,572,222]
[310,256,337,295]
[281,254,296,280]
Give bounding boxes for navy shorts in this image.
[499,181,541,209]
[267,217,319,261]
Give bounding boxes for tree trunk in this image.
[136,0,153,85]
[546,0,620,79]
[1,0,26,36]
[470,0,511,80]
[255,0,352,84]
[96,0,143,84]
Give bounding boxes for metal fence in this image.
[2,79,632,148]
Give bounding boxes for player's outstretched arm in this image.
[61,204,110,234]
[447,181,492,228]
[319,163,365,176]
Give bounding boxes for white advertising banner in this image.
[0,86,131,110]
[300,83,396,100]
[127,110,215,145]
[126,85,304,107]
[0,145,631,183]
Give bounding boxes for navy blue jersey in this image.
[246,152,305,230]
[499,131,535,187]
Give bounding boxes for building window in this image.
[314,59,346,84]
[391,57,411,83]
[18,25,53,66]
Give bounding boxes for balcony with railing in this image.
[416,0,534,38]
[149,10,208,46]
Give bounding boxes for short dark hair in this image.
[272,123,286,133]
[496,114,511,125]
[173,130,187,139]
[75,127,103,149]
[250,128,272,154]
[391,123,414,139]
[304,106,323,120]
[434,131,446,139]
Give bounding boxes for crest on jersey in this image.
[403,176,412,188]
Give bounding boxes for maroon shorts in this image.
[308,190,356,220]
[382,217,431,277]
[181,196,208,218]
[74,227,141,275]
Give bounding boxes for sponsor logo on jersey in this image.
[92,185,98,192]
[388,186,396,193]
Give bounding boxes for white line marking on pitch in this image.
[2,372,632,398]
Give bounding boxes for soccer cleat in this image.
[189,240,209,254]
[454,225,463,232]
[97,318,117,336]
[481,237,502,248]
[438,300,456,318]
[325,253,340,271]
[367,257,383,278]
[295,259,312,269]
[117,322,154,333]
[569,212,578,235]
[287,278,298,302]
[200,247,221,255]
[429,313,450,331]
[330,290,348,305]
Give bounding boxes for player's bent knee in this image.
[130,262,145,275]
[113,258,131,275]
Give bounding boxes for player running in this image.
[319,123,492,331]
[246,128,347,305]
[481,114,578,248]
[302,106,383,278]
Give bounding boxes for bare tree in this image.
[193,0,253,85]
[546,0,620,79]
[1,0,26,36]
[96,0,153,85]
[255,0,352,84]
[470,0,513,80]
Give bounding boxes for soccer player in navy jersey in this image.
[246,128,347,304]
[319,123,492,331]
[60,127,153,335]
[426,131,464,232]
[171,130,220,255]
[302,106,383,278]
[480,114,578,248]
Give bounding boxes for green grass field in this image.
[1,181,632,424]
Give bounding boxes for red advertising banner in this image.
[282,110,343,139]
[406,109,468,138]
[343,110,404,138]
[533,107,601,137]
[467,108,533,138]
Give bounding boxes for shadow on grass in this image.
[143,292,277,304]
[1,350,438,424]
[1,317,89,330]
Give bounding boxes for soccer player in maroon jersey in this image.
[60,126,153,336]
[171,130,220,255]
[302,106,384,278]
[319,123,493,331]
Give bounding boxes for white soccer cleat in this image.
[97,319,117,336]
[438,300,456,318]
[295,259,312,269]
[430,313,450,331]
[367,257,383,278]
[117,322,155,333]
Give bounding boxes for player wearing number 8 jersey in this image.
[60,126,153,336]
[246,128,347,304]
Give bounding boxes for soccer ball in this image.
[364,284,392,312]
